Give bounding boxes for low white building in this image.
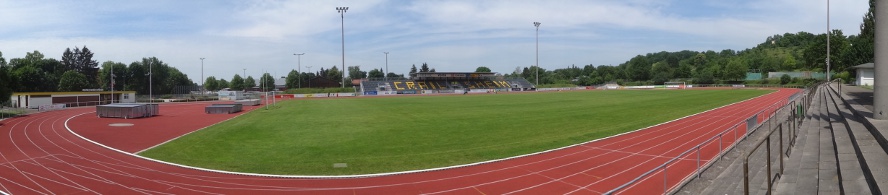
[853,63,875,86]
[10,91,136,109]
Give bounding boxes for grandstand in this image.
[359,72,536,95]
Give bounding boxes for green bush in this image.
[780,74,791,85]
[833,71,852,83]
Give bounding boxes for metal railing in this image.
[740,84,820,195]
[605,87,812,195]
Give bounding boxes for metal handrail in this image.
[605,91,804,194]
[743,123,786,195]
[741,84,820,195]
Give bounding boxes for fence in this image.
[0,107,26,119]
[605,84,817,194]
[135,93,219,103]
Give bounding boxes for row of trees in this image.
[507,0,875,86]
[0,48,195,102]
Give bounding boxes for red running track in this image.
[0,89,799,194]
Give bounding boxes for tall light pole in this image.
[200,57,205,94]
[148,59,153,103]
[294,53,304,88]
[826,0,831,82]
[337,6,348,88]
[383,52,389,81]
[534,22,541,86]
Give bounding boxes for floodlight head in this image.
[534,22,541,27]
[294,53,304,55]
[383,52,388,54]
[200,57,205,60]
[336,7,348,13]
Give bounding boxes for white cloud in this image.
[0,0,872,82]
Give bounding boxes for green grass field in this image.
[140,89,772,175]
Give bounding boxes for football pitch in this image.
[139,89,772,175]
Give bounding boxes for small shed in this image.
[853,63,875,86]
[11,91,136,109]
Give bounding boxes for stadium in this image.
[359,72,537,95]
[0,75,822,194]
[3,1,887,194]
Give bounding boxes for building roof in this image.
[853,63,874,69]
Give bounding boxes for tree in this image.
[420,63,430,72]
[58,70,90,91]
[218,79,229,90]
[409,64,417,74]
[475,66,491,72]
[60,46,99,87]
[782,55,798,70]
[348,66,366,80]
[0,51,6,67]
[230,74,245,91]
[204,76,218,91]
[386,72,404,79]
[802,30,849,72]
[259,73,275,91]
[325,66,342,81]
[368,68,384,78]
[723,59,748,81]
[0,65,12,104]
[693,68,716,84]
[285,70,299,89]
[244,76,256,90]
[98,61,128,91]
[625,55,650,81]
[24,50,44,65]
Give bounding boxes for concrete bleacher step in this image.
[774,87,840,195]
[691,88,819,195]
[825,89,872,194]
[829,85,888,193]
[775,92,823,195]
[818,89,842,195]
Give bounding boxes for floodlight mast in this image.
[826,0,831,82]
[383,52,389,81]
[294,53,304,88]
[337,6,348,88]
[200,57,205,95]
[534,22,541,86]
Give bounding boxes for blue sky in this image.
[0,0,869,82]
